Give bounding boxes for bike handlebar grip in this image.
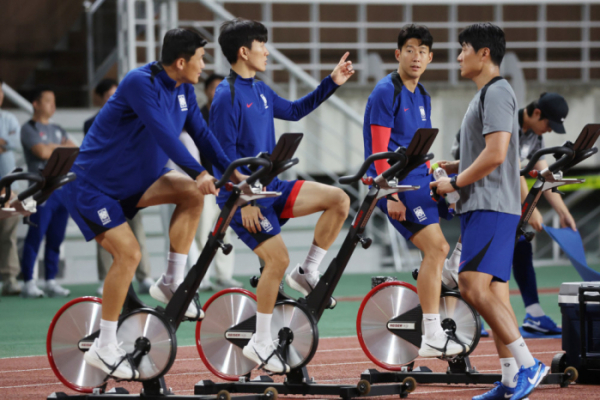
[214,158,273,189]
[520,146,574,176]
[339,152,404,184]
[0,173,45,204]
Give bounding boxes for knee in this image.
[114,246,142,270]
[264,251,290,275]
[458,277,482,305]
[424,240,450,263]
[332,188,350,217]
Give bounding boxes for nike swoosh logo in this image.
[529,320,541,326]
[97,351,118,370]
[404,108,409,112]
[504,393,512,398]
[426,344,447,352]
[528,364,542,385]
[459,261,466,267]
[247,103,253,108]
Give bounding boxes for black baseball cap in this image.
[537,92,568,134]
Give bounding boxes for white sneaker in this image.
[418,331,469,358]
[137,277,154,295]
[83,339,139,380]
[45,280,70,297]
[96,281,104,296]
[441,259,459,290]
[242,334,290,374]
[149,274,204,320]
[20,280,45,298]
[285,264,337,308]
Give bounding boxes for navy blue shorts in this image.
[459,210,520,282]
[377,174,439,240]
[226,179,304,250]
[62,168,170,241]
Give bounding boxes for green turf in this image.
[1,265,596,358]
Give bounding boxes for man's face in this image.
[457,43,483,79]
[180,47,205,85]
[34,91,56,118]
[246,41,269,72]
[396,38,432,80]
[102,85,117,105]
[205,79,223,104]
[529,109,552,135]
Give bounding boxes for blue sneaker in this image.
[480,321,490,337]
[512,359,549,400]
[472,382,514,400]
[522,314,562,335]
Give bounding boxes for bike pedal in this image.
[327,297,337,310]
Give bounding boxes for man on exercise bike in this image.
[61,29,243,380]
[431,23,548,400]
[362,25,465,358]
[210,18,353,374]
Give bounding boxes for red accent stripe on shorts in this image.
[280,180,305,219]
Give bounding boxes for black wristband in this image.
[450,176,461,191]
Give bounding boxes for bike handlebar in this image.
[520,146,575,176]
[338,151,407,185]
[215,157,273,189]
[0,172,46,205]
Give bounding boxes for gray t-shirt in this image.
[457,78,521,216]
[20,120,68,172]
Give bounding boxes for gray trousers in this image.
[97,213,151,281]
[0,215,20,282]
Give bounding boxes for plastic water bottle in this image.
[432,163,460,204]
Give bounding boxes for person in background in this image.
[20,86,77,298]
[0,78,24,296]
[84,79,154,296]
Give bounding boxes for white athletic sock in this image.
[506,337,536,369]
[165,252,187,285]
[98,319,118,348]
[422,314,444,340]
[301,244,327,274]
[525,303,545,318]
[500,358,519,388]
[255,312,273,345]
[447,242,462,272]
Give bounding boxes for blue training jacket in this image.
[210,69,339,204]
[73,62,231,199]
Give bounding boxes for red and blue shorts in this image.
[224,179,305,250]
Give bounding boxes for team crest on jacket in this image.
[178,95,188,111]
[98,208,111,225]
[419,106,426,121]
[260,94,268,109]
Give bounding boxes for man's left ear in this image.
[428,51,433,63]
[176,58,186,70]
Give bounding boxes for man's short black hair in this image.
[458,23,506,66]
[30,85,53,103]
[0,77,3,85]
[161,28,207,66]
[219,18,268,65]
[204,73,225,90]
[397,24,433,51]
[95,78,118,97]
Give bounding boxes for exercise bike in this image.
[46,133,303,399]
[193,128,438,399]
[0,147,78,220]
[357,123,600,388]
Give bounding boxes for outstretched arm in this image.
[272,52,354,121]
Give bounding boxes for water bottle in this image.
[432,163,460,204]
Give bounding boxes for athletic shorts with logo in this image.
[61,167,171,241]
[377,174,440,240]
[226,179,304,250]
[459,210,520,282]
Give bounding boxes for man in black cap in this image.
[446,92,571,336]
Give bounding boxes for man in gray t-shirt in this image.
[19,87,77,299]
[431,23,547,399]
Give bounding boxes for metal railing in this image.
[186,0,600,85]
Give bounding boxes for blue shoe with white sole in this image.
[511,359,549,400]
[472,382,514,400]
